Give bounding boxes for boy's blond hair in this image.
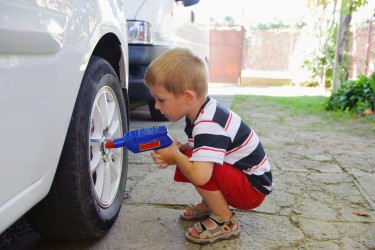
[144,48,208,98]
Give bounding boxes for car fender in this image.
[0,0,128,234]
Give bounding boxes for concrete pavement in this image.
[2,86,374,249]
[97,89,374,249]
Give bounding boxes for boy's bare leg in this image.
[196,187,232,219]
[188,187,232,238]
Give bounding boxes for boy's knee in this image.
[195,179,219,191]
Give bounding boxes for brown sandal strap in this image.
[192,213,239,238]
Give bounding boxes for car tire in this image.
[148,100,168,121]
[26,56,129,240]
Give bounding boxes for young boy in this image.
[144,48,272,244]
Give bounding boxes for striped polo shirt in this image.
[184,97,273,195]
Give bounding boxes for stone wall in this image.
[349,23,375,78]
[240,23,375,85]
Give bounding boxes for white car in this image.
[0,0,129,240]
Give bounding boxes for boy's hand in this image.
[151,139,181,168]
[176,140,189,152]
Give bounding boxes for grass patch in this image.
[231,94,375,136]
[233,95,327,115]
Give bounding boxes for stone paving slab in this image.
[104,205,305,250]
[122,91,375,249]
[1,87,374,249]
[125,164,374,249]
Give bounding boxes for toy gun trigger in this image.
[105,140,114,149]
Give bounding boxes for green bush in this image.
[369,72,375,94]
[325,73,375,112]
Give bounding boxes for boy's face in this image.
[148,84,190,122]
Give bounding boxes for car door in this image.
[0,0,73,213]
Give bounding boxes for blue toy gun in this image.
[105,125,173,153]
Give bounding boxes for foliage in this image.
[302,2,339,89]
[368,72,375,93]
[302,24,337,88]
[247,21,307,31]
[253,21,286,30]
[305,0,369,89]
[308,0,368,18]
[325,73,375,112]
[340,0,368,14]
[224,16,235,25]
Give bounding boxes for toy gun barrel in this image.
[105,125,173,153]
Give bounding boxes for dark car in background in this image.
[125,0,209,120]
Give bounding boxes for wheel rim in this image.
[89,86,123,208]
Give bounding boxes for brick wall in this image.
[244,29,301,71]
[241,24,375,82]
[349,23,375,78]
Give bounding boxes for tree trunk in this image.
[332,10,352,90]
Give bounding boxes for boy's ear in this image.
[184,90,196,104]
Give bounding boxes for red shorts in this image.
[174,150,265,210]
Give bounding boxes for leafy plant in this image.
[302,23,337,88]
[325,73,375,112]
[368,72,375,94]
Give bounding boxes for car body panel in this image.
[0,0,128,234]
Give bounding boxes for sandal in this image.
[185,213,241,244]
[180,201,210,220]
